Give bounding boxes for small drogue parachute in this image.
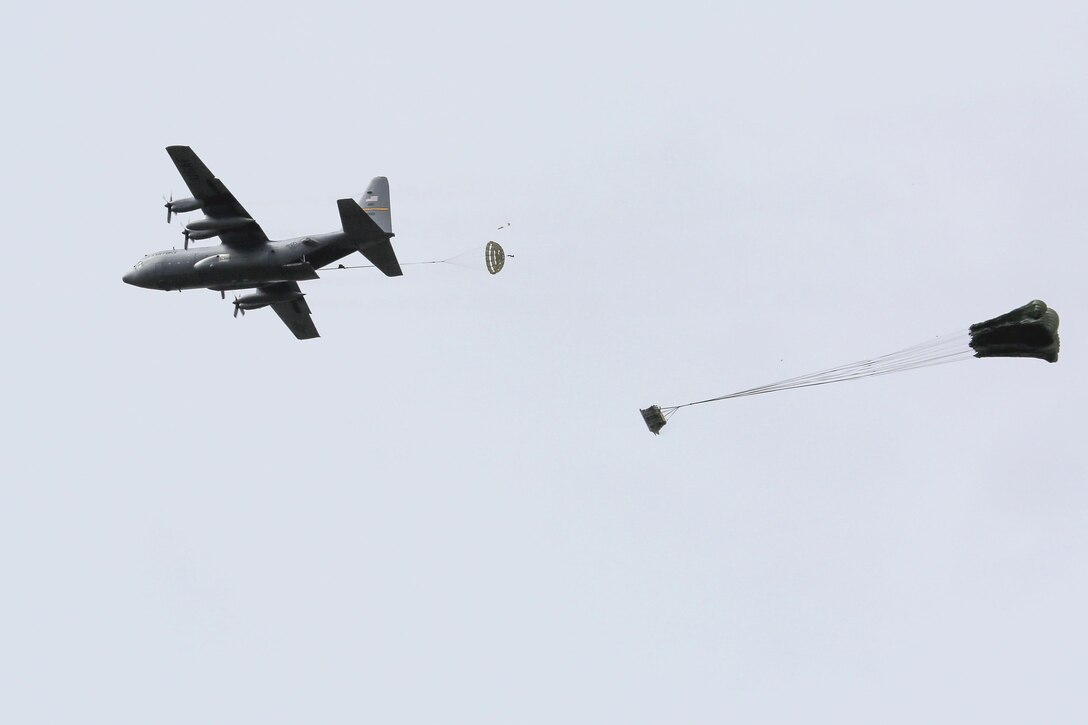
[485,241,506,274]
[642,300,1060,435]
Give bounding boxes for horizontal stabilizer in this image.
[337,198,402,277]
[358,239,403,277]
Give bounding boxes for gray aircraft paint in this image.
[124,234,340,291]
[123,146,402,339]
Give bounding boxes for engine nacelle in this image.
[186,216,253,233]
[235,287,304,310]
[168,197,202,214]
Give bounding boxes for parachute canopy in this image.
[642,300,1061,435]
[485,241,506,275]
[969,299,1059,362]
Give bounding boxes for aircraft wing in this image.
[265,282,320,340]
[166,145,269,248]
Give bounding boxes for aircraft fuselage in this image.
[122,232,352,292]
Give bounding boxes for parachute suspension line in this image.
[440,247,487,269]
[671,344,973,408]
[671,329,972,412]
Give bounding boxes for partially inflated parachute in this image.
[641,300,1060,435]
[485,241,506,275]
[969,299,1059,362]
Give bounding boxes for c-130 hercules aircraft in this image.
[122,146,403,339]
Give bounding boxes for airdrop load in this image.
[640,406,668,435]
[641,300,1061,435]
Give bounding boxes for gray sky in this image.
[4,1,1087,722]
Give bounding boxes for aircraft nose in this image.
[122,268,139,286]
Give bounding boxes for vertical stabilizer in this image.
[358,177,392,236]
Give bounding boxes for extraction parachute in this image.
[641,300,1060,435]
[485,241,506,274]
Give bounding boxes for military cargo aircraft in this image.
[122,146,402,339]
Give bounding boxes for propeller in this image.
[164,193,174,223]
[183,228,191,250]
[233,296,245,318]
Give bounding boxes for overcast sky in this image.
[4,1,1087,722]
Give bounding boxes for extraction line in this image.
[321,260,445,271]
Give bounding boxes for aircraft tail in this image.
[337,182,402,277]
[358,176,392,235]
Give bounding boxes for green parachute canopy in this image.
[641,300,1060,435]
[485,241,506,275]
[969,299,1059,362]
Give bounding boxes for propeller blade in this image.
[164,193,174,223]
[183,228,190,250]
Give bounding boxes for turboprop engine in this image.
[165,196,202,222]
[182,216,254,248]
[185,216,253,233]
[232,287,304,317]
[183,228,219,246]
